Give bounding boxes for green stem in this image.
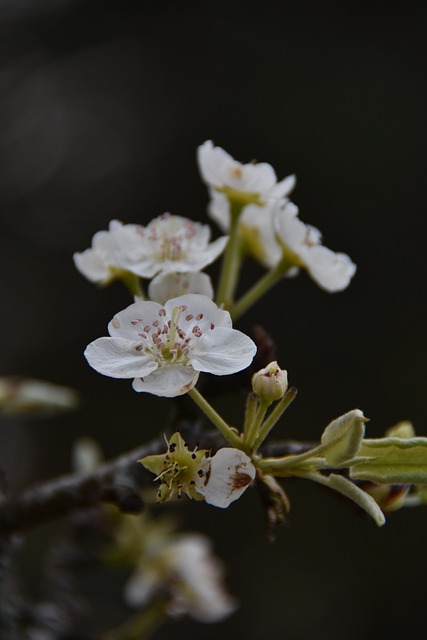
[230,255,294,321]
[252,387,298,451]
[215,201,245,308]
[243,393,258,440]
[188,387,243,449]
[245,399,271,451]
[121,272,145,299]
[257,444,325,476]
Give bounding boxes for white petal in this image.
[148,272,214,305]
[270,173,296,199]
[132,365,199,397]
[124,568,160,608]
[190,327,256,375]
[203,448,256,508]
[164,294,232,331]
[306,246,357,292]
[107,300,163,339]
[197,140,235,187]
[84,338,158,378]
[73,249,110,283]
[240,202,283,268]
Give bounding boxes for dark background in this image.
[0,1,426,638]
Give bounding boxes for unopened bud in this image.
[252,361,288,402]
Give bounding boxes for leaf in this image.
[349,437,427,484]
[326,474,386,527]
[320,409,366,466]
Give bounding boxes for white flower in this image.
[203,448,256,508]
[274,200,357,292]
[124,534,237,623]
[74,214,228,283]
[197,140,296,205]
[84,294,257,397]
[148,271,214,305]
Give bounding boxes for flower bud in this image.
[252,361,288,402]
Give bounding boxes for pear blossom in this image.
[73,214,228,283]
[140,433,256,507]
[84,294,257,397]
[148,271,214,305]
[274,200,357,292]
[197,140,296,205]
[124,533,237,622]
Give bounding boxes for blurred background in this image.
[0,0,426,638]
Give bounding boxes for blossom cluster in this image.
[72,140,427,633]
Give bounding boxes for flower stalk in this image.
[230,254,294,321]
[188,387,243,449]
[215,201,245,308]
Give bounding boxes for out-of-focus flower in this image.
[252,361,288,402]
[0,376,79,416]
[140,433,255,508]
[84,294,257,397]
[148,271,214,305]
[274,200,357,292]
[73,214,228,284]
[197,140,295,206]
[124,530,237,623]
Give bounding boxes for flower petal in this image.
[203,448,256,508]
[107,300,163,339]
[164,294,233,331]
[148,272,214,305]
[73,249,110,283]
[84,338,158,379]
[132,365,199,397]
[190,327,256,375]
[305,246,357,292]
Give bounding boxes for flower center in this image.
[129,304,214,367]
[146,213,197,262]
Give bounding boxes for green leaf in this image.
[349,437,427,484]
[296,470,385,526]
[326,474,386,527]
[320,409,366,466]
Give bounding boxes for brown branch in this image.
[0,432,318,537]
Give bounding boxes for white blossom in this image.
[124,534,237,623]
[74,214,228,283]
[148,271,214,305]
[84,294,257,397]
[197,140,295,204]
[274,200,357,292]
